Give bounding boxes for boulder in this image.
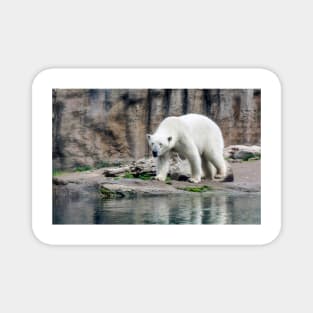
[224,145,261,161]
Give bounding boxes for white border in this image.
[32,68,281,245]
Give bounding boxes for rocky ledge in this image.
[53,145,261,199]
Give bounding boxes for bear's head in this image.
[146,134,173,158]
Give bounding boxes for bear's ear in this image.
[168,136,172,142]
[146,134,152,141]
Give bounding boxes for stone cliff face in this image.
[53,89,261,170]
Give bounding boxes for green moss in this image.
[122,172,154,180]
[165,177,172,184]
[178,185,213,192]
[95,160,122,169]
[53,170,64,177]
[75,165,93,172]
[248,157,259,161]
[241,153,254,161]
[99,187,124,199]
[123,172,135,179]
[247,153,261,161]
[138,173,153,180]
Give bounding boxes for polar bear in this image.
[146,113,227,183]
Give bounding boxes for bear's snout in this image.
[152,151,158,157]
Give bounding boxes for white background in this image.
[32,68,281,245]
[0,0,311,312]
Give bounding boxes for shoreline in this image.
[53,160,260,198]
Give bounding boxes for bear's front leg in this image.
[185,144,202,183]
[155,152,170,182]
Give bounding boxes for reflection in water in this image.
[53,192,260,225]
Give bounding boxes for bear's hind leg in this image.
[201,156,216,180]
[209,153,227,179]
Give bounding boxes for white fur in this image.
[147,113,227,183]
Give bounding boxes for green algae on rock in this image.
[177,185,213,193]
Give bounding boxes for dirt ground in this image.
[222,160,260,192]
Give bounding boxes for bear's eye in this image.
[159,143,163,147]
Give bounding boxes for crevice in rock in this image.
[146,89,152,134]
[182,89,188,114]
[53,90,65,169]
[104,89,112,111]
[203,89,211,116]
[163,89,171,117]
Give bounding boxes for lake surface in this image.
[53,192,260,225]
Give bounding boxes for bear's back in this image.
[178,113,219,132]
[177,113,223,150]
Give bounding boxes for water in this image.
[53,192,260,225]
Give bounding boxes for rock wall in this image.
[53,89,261,170]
